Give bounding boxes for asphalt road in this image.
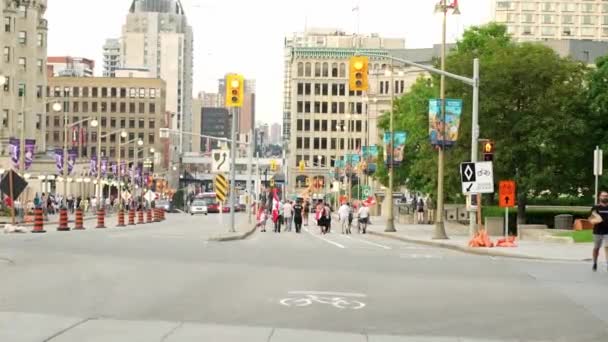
[1,213,607,341]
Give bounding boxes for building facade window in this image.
[18,57,26,70]
[18,31,26,44]
[3,46,9,62]
[4,16,11,32]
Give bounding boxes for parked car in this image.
[156,200,173,212]
[189,200,208,216]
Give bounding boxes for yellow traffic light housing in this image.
[298,160,305,172]
[225,74,244,107]
[270,160,277,171]
[483,141,495,161]
[349,56,369,91]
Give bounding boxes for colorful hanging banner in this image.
[384,132,407,166]
[24,139,35,170]
[429,98,463,147]
[54,148,63,173]
[101,157,108,176]
[120,160,127,176]
[68,147,77,175]
[110,161,117,175]
[90,155,97,176]
[9,137,19,169]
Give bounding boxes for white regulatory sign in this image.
[211,149,230,173]
[460,161,494,194]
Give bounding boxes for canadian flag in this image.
[271,188,280,222]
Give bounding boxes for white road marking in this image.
[288,290,366,298]
[343,235,391,250]
[304,228,345,249]
[399,253,443,259]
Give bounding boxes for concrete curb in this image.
[368,230,590,262]
[208,224,257,242]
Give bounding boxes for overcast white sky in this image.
[46,0,493,125]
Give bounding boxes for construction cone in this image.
[146,209,153,223]
[57,208,70,231]
[137,209,144,224]
[160,209,165,221]
[116,209,126,227]
[128,208,136,226]
[32,208,46,233]
[74,208,85,230]
[96,209,106,229]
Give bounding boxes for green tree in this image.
[585,56,608,192]
[375,22,592,223]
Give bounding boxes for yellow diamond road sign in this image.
[214,174,229,203]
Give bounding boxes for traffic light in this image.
[298,160,305,172]
[270,179,275,187]
[270,160,277,171]
[349,56,369,92]
[225,74,244,107]
[483,141,495,161]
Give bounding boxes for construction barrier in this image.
[154,208,161,222]
[74,208,85,230]
[137,209,144,224]
[96,209,106,229]
[117,209,126,227]
[160,209,165,221]
[32,208,46,233]
[57,208,70,231]
[146,209,153,223]
[128,209,136,226]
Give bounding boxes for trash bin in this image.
[554,214,574,230]
[444,208,458,221]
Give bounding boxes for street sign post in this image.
[212,149,230,173]
[214,174,229,203]
[460,161,494,194]
[594,146,603,204]
[499,180,516,238]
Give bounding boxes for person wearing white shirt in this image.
[283,201,294,232]
[357,203,370,234]
[338,203,352,234]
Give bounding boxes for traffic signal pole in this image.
[229,107,237,233]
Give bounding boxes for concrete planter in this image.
[484,217,505,236]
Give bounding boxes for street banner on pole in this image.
[101,157,108,176]
[383,132,407,166]
[90,156,97,176]
[24,139,35,170]
[54,148,63,173]
[9,137,19,169]
[429,98,462,147]
[110,161,117,175]
[68,147,77,175]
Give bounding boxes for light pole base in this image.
[384,218,396,232]
[432,221,449,240]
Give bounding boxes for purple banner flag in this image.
[24,139,35,170]
[110,161,117,175]
[120,160,127,176]
[54,148,64,173]
[68,148,77,175]
[101,157,108,176]
[9,137,19,169]
[90,155,98,176]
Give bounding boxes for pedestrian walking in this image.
[338,202,352,234]
[283,200,294,232]
[590,190,608,272]
[416,198,425,224]
[357,203,370,234]
[426,195,436,224]
[303,200,309,226]
[293,200,304,233]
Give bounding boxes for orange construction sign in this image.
[499,180,516,208]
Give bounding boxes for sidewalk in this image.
[367,216,592,262]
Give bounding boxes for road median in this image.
[208,223,257,242]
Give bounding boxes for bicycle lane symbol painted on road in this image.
[279,291,366,310]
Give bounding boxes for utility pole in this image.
[247,128,253,224]
[229,107,237,233]
[385,61,396,232]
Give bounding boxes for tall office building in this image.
[0,0,49,156]
[122,0,193,154]
[494,0,608,42]
[102,38,121,77]
[283,28,407,193]
[270,123,281,145]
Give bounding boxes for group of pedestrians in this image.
[256,198,371,235]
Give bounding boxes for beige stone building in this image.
[0,0,48,155]
[283,28,411,194]
[46,77,166,166]
[494,0,608,42]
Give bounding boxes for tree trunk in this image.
[517,192,526,225]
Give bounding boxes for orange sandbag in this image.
[495,236,517,247]
[468,229,494,247]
